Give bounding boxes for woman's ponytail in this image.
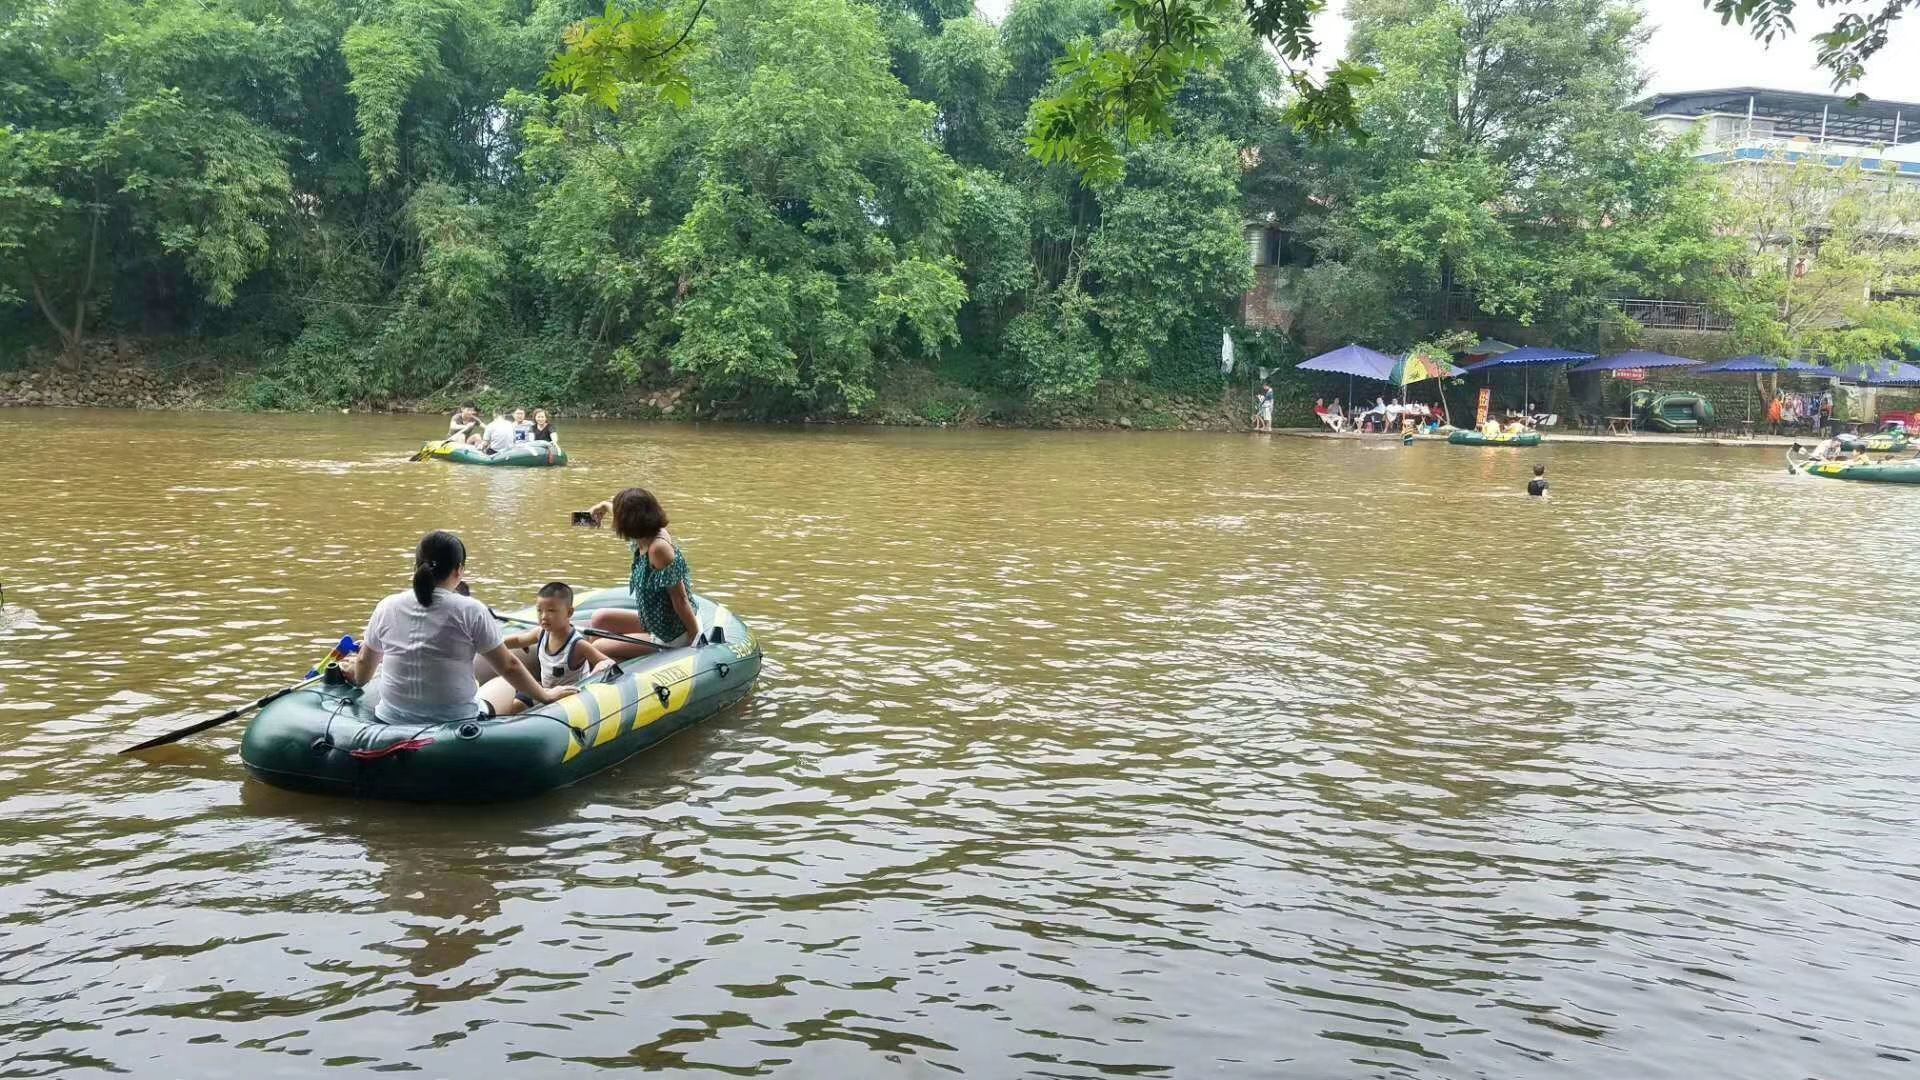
[411,530,467,606]
[411,563,437,606]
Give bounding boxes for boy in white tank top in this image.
[479,582,616,716]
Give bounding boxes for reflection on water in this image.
[2,409,1918,1077]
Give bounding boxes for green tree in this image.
[0,0,292,354]
[1291,0,1732,349]
[1705,0,1916,89]
[521,0,966,415]
[1718,152,1920,391]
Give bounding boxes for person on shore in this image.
[1527,464,1549,498]
[1766,395,1783,435]
[340,531,573,723]
[1253,382,1274,431]
[479,582,614,716]
[530,408,558,443]
[483,410,517,454]
[586,488,700,661]
[1818,389,1834,434]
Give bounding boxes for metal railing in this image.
[1606,298,1733,331]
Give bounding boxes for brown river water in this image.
[1,408,1917,1079]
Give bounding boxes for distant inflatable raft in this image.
[1448,430,1542,447]
[240,591,760,802]
[1791,452,1920,485]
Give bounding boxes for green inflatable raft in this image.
[1630,391,1715,434]
[1788,451,1920,485]
[1448,430,1542,447]
[443,441,568,467]
[240,590,760,802]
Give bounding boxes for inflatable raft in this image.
[240,590,760,802]
[1448,430,1542,447]
[1641,392,1714,434]
[1788,451,1920,485]
[436,440,567,467]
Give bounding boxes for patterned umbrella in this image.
[1387,352,1464,387]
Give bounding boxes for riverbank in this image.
[0,348,1247,431]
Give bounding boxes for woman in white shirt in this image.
[341,531,573,722]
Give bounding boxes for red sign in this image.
[1475,387,1491,428]
[1610,368,1648,382]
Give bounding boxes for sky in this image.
[971,0,1920,103]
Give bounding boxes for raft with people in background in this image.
[239,589,760,802]
[1448,430,1542,447]
[418,404,567,465]
[1787,450,1920,485]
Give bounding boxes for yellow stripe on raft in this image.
[590,681,630,748]
[561,656,698,762]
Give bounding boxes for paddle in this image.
[120,636,359,754]
[489,609,717,650]
[410,437,456,462]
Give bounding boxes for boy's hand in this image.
[542,685,580,704]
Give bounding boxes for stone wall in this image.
[1239,266,1298,332]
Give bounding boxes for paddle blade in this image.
[305,635,359,677]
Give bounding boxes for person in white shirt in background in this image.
[483,410,517,454]
[340,531,574,722]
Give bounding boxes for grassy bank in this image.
[0,338,1253,431]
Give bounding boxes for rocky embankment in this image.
[0,343,224,409]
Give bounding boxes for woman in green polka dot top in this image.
[586,487,699,659]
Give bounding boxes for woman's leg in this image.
[477,676,523,716]
[589,608,658,661]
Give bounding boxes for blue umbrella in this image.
[1571,350,1701,373]
[1693,356,1840,422]
[1298,344,1401,380]
[1299,345,1403,421]
[1458,345,1597,371]
[1458,346,1597,422]
[1693,355,1839,376]
[1832,359,1920,386]
[1572,352,1700,430]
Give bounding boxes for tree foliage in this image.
[1705,0,1916,89]
[1287,0,1737,349]
[4,0,1859,422]
[1717,152,1920,379]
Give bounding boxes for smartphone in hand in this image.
[571,511,599,528]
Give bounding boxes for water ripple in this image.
[0,412,1916,1077]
